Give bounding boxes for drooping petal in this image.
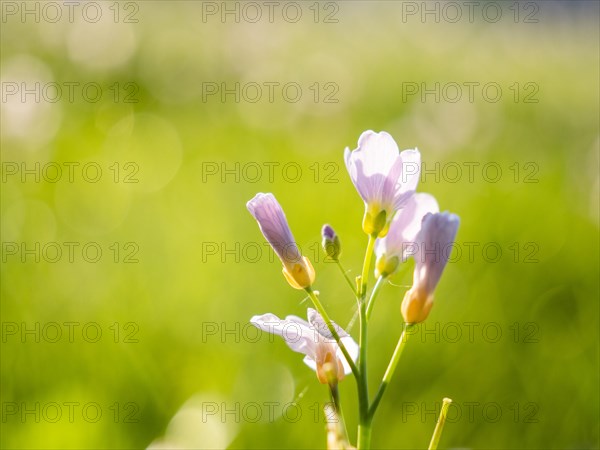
[250,313,318,360]
[251,309,358,380]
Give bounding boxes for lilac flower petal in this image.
[251,309,359,378]
[377,193,439,260]
[345,131,422,220]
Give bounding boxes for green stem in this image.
[365,276,386,320]
[428,398,453,450]
[357,235,376,449]
[369,324,414,419]
[305,288,360,379]
[359,235,376,298]
[336,260,358,297]
[357,296,370,448]
[357,419,372,450]
[329,384,349,442]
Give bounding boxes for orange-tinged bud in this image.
[282,256,316,290]
[401,285,434,324]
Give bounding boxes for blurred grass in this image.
[1,1,599,449]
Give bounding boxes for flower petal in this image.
[338,335,359,375]
[307,308,350,341]
[393,149,421,210]
[302,355,317,371]
[250,312,318,359]
[378,193,439,259]
[354,131,400,177]
[306,308,358,376]
[251,309,359,379]
[345,131,422,219]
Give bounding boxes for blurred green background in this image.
[1,1,598,449]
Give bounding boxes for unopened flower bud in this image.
[401,285,433,324]
[321,224,341,261]
[401,212,459,324]
[247,193,316,290]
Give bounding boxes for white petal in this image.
[250,312,318,359]
[345,131,402,206]
[345,146,370,204]
[393,149,421,210]
[302,355,317,371]
[374,236,386,259]
[337,335,359,375]
[354,131,400,177]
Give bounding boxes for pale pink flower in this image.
[250,309,359,384]
[344,131,421,237]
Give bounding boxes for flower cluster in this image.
[246,130,460,449]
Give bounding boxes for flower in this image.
[344,130,421,237]
[321,224,341,261]
[401,212,460,324]
[250,308,359,384]
[247,193,315,290]
[374,193,439,277]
